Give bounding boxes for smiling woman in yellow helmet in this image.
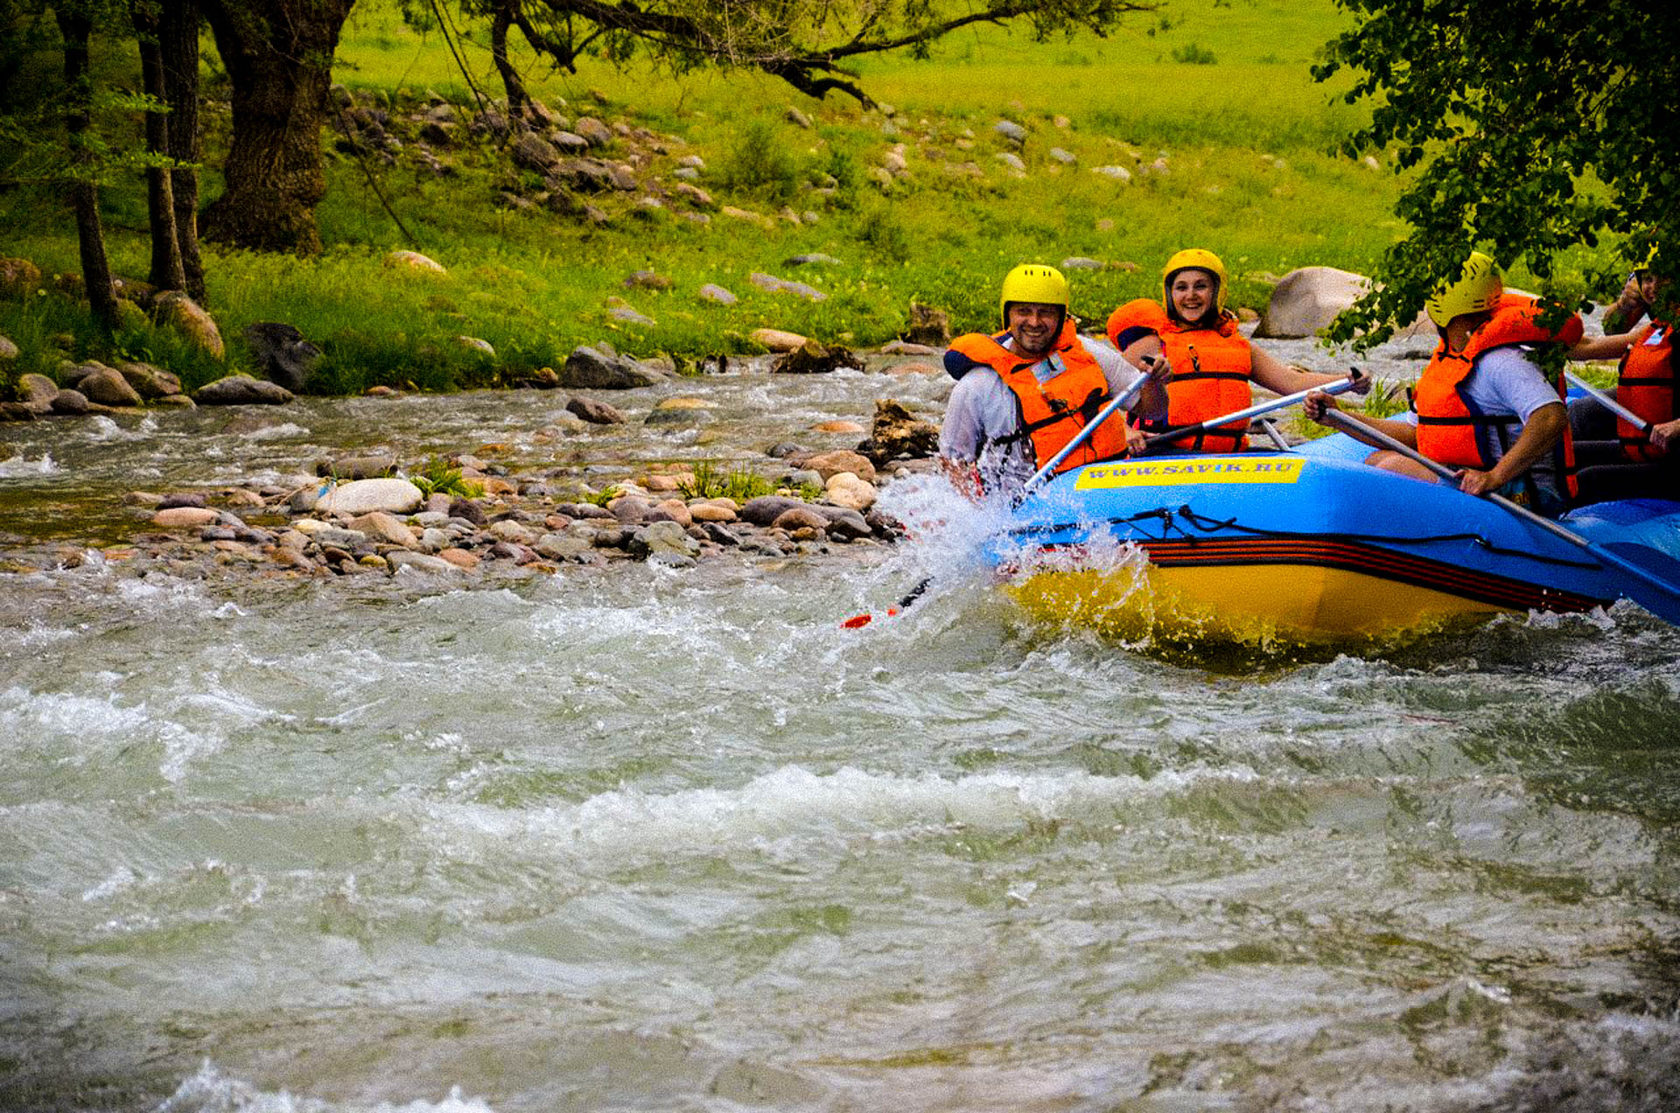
[1106,249,1365,453]
[1304,251,1586,516]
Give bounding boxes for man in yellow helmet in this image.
[939,264,1170,497]
[1306,252,1584,515]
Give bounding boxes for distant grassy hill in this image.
[2,0,1417,395]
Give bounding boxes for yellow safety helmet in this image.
[999,263,1070,328]
[1426,251,1504,328]
[1162,248,1229,318]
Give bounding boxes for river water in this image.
[3,331,1679,1112]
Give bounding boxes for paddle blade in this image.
[840,613,874,629]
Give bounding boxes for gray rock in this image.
[511,132,561,173]
[559,345,666,389]
[316,477,424,516]
[50,388,90,415]
[738,495,807,526]
[194,374,294,406]
[1059,257,1104,271]
[812,505,872,539]
[18,373,58,413]
[1049,147,1077,165]
[117,361,183,399]
[1254,265,1414,340]
[786,253,842,267]
[749,272,827,302]
[316,455,396,480]
[311,526,369,549]
[534,532,594,561]
[552,130,589,152]
[608,304,655,327]
[644,406,713,427]
[629,520,700,565]
[244,322,322,392]
[993,120,1028,143]
[698,284,737,305]
[80,366,143,407]
[565,396,627,424]
[994,152,1026,172]
[0,335,18,361]
[387,551,462,575]
[573,116,613,147]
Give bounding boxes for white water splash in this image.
[85,414,158,441]
[238,422,313,441]
[156,1060,498,1113]
[0,451,59,477]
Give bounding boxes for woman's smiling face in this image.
[1169,269,1219,325]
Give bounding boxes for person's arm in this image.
[1249,345,1371,397]
[1116,336,1172,420]
[1568,332,1637,361]
[1602,274,1649,335]
[1649,417,1680,453]
[1302,390,1419,449]
[1457,402,1566,495]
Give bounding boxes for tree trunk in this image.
[133,1,188,292]
[200,0,356,255]
[55,6,119,330]
[160,0,205,300]
[490,2,529,120]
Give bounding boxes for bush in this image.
[716,117,803,204]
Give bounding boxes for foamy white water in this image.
[2,345,1678,1112]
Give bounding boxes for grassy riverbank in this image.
[0,0,1581,397]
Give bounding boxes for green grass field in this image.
[0,0,1587,395]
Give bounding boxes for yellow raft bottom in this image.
[1005,562,1513,650]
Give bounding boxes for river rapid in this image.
[3,332,1680,1113]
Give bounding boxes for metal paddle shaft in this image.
[1143,373,1363,450]
[1318,408,1680,625]
[1564,370,1654,438]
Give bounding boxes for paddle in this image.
[1564,370,1655,442]
[840,358,1159,629]
[1317,407,1680,625]
[1142,372,1365,450]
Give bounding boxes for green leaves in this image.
[1319,0,1679,348]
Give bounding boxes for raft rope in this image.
[1008,505,1604,572]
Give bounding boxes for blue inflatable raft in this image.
[984,433,1680,645]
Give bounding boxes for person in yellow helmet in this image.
[1106,249,1365,453]
[1306,252,1585,515]
[940,263,1171,497]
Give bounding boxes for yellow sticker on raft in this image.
[1074,456,1307,488]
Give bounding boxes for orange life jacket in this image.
[1106,298,1252,452]
[1413,294,1583,501]
[1616,321,1674,461]
[945,321,1132,476]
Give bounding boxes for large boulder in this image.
[79,364,144,407]
[317,478,424,516]
[17,373,60,414]
[1256,265,1437,340]
[244,322,322,392]
[193,374,295,406]
[153,291,224,360]
[1254,267,1370,339]
[559,344,666,389]
[118,361,183,400]
[0,257,42,300]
